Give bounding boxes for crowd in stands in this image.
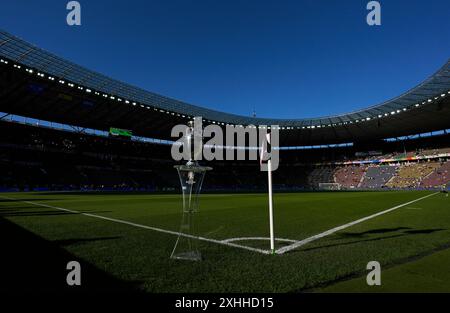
[386,162,441,189]
[0,121,449,192]
[334,166,365,189]
[416,147,450,158]
[359,165,397,189]
[420,161,450,188]
[307,167,334,189]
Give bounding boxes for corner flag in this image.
[260,132,275,253]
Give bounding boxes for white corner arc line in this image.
[276,192,439,255]
[0,196,271,255]
[222,237,297,244]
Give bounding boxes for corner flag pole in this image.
[261,132,275,254]
[268,158,275,253]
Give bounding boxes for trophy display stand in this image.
[170,119,212,261]
[171,162,211,261]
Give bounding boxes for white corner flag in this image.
[260,132,275,254]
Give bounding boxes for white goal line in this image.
[275,192,439,254]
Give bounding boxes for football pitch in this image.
[0,190,449,293]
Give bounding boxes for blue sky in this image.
[1,0,449,119]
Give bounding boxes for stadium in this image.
[0,3,450,298]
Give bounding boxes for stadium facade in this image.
[1,29,449,146]
[0,29,449,192]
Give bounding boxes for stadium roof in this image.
[1,29,449,146]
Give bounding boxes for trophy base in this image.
[171,250,202,262]
[171,162,212,261]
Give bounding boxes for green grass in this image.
[0,190,449,292]
[320,245,450,293]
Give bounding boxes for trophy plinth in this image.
[171,119,212,261]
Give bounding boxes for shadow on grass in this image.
[0,217,143,294]
[38,191,169,196]
[338,227,445,238]
[300,234,407,253]
[0,198,59,203]
[0,210,78,217]
[54,236,121,247]
[338,227,412,237]
[295,228,446,254]
[0,209,113,217]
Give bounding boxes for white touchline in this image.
[0,196,271,255]
[275,192,439,255]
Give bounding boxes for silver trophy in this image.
[171,119,212,261]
